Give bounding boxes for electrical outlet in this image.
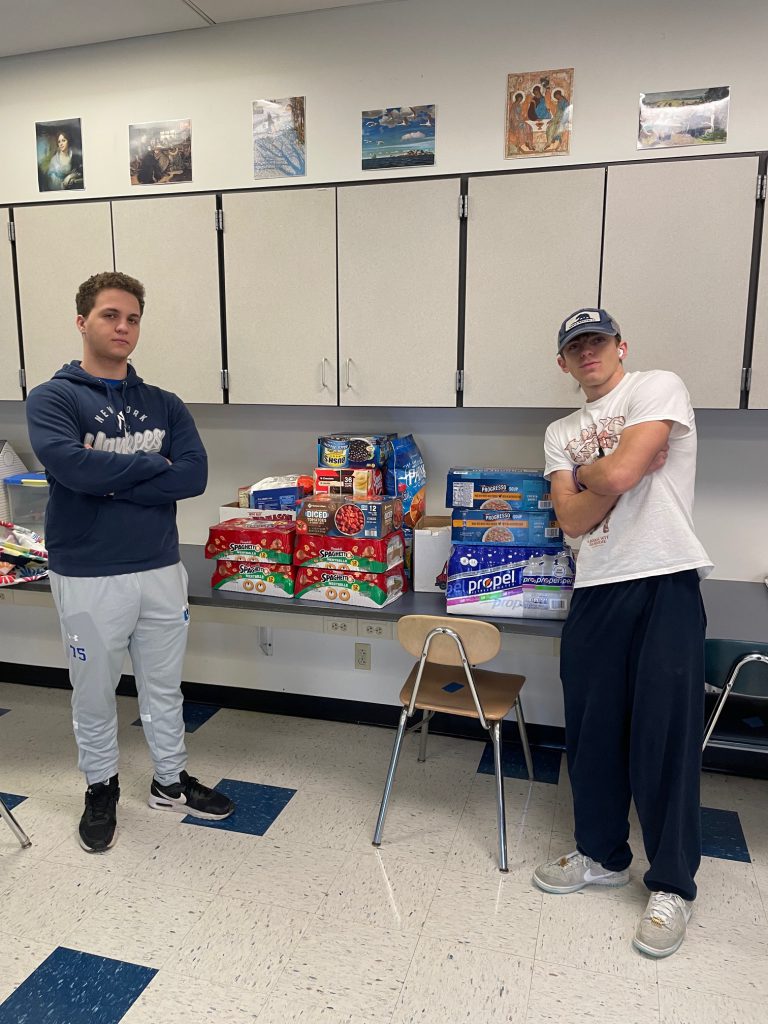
[354,642,371,670]
[324,617,357,636]
[358,619,393,640]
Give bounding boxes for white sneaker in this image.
[633,891,693,958]
[532,850,630,894]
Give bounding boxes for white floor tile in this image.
[120,970,267,1024]
[526,962,660,1024]
[132,822,254,894]
[658,984,765,1024]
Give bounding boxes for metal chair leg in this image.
[491,720,508,872]
[373,707,409,847]
[702,654,768,752]
[417,710,434,763]
[0,796,31,850]
[515,697,535,782]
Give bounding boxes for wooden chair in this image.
[702,639,768,753]
[0,794,31,849]
[372,614,532,872]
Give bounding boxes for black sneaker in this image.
[79,775,120,853]
[148,771,235,821]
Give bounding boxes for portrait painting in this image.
[505,69,573,158]
[36,117,85,192]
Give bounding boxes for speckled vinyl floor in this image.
[0,680,766,1023]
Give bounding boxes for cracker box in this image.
[210,560,296,598]
[296,495,403,539]
[446,468,552,511]
[317,434,395,469]
[446,544,574,619]
[295,565,407,608]
[450,509,561,547]
[219,502,296,524]
[205,519,295,564]
[293,530,404,573]
[312,467,383,500]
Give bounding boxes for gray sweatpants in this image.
[48,562,190,787]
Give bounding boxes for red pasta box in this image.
[211,560,295,598]
[293,530,404,573]
[295,565,407,608]
[205,519,295,564]
[296,495,402,539]
[312,467,383,500]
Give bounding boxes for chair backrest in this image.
[397,614,501,666]
[705,639,768,698]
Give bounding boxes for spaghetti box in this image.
[293,530,404,574]
[446,468,552,511]
[205,519,295,564]
[317,434,395,468]
[296,494,403,539]
[211,560,295,598]
[295,564,407,608]
[450,509,561,547]
[412,516,451,593]
[312,467,383,500]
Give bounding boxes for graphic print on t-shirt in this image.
[564,416,625,465]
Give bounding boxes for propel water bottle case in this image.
[446,544,575,619]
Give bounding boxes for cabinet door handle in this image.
[321,357,329,388]
[345,358,352,390]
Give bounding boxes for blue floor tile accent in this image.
[701,805,751,863]
[132,701,220,733]
[742,715,765,729]
[181,778,296,835]
[0,792,26,811]
[0,946,156,1024]
[477,742,561,785]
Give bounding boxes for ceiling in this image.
[0,0,398,59]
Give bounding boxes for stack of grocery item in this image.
[206,515,297,598]
[445,468,575,619]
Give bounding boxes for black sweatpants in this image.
[560,569,706,902]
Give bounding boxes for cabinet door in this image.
[338,179,460,407]
[0,213,21,400]
[748,211,768,408]
[601,157,758,408]
[463,168,604,408]
[112,194,222,403]
[223,188,337,405]
[14,202,114,392]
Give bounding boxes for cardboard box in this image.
[312,467,383,499]
[450,508,561,547]
[295,564,407,608]
[412,516,452,593]
[211,560,295,598]
[205,519,296,564]
[296,495,402,539]
[293,530,404,573]
[446,468,552,511]
[446,544,574,619]
[218,503,295,523]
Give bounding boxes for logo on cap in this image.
[564,310,601,332]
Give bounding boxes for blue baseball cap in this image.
[557,308,621,353]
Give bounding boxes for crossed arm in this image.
[550,420,672,538]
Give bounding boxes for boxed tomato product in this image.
[295,565,407,607]
[293,530,404,573]
[205,519,295,564]
[210,560,295,598]
[296,495,402,539]
[312,467,383,500]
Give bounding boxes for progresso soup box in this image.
[446,544,574,619]
[446,468,552,512]
[295,565,407,608]
[450,509,561,546]
[205,519,296,564]
[296,495,402,539]
[211,560,295,598]
[293,531,404,574]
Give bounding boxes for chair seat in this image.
[399,662,525,720]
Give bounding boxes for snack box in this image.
[446,544,574,619]
[446,468,552,511]
[295,564,407,608]
[450,508,561,547]
[239,475,313,511]
[211,560,295,598]
[296,495,403,539]
[317,434,395,469]
[293,530,404,573]
[205,519,295,564]
[312,467,383,500]
[219,502,296,523]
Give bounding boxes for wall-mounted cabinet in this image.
[223,188,337,406]
[601,156,758,409]
[14,202,114,393]
[463,168,604,408]
[0,212,21,400]
[112,194,223,404]
[337,179,460,407]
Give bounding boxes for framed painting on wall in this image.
[253,97,306,178]
[505,69,573,158]
[362,105,436,170]
[129,119,192,185]
[638,87,729,149]
[36,117,85,192]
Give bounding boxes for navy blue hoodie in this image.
[26,361,207,576]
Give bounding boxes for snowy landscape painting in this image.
[253,97,306,178]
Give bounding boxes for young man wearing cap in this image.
[26,271,235,853]
[532,308,712,958]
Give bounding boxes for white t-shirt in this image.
[544,370,713,588]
